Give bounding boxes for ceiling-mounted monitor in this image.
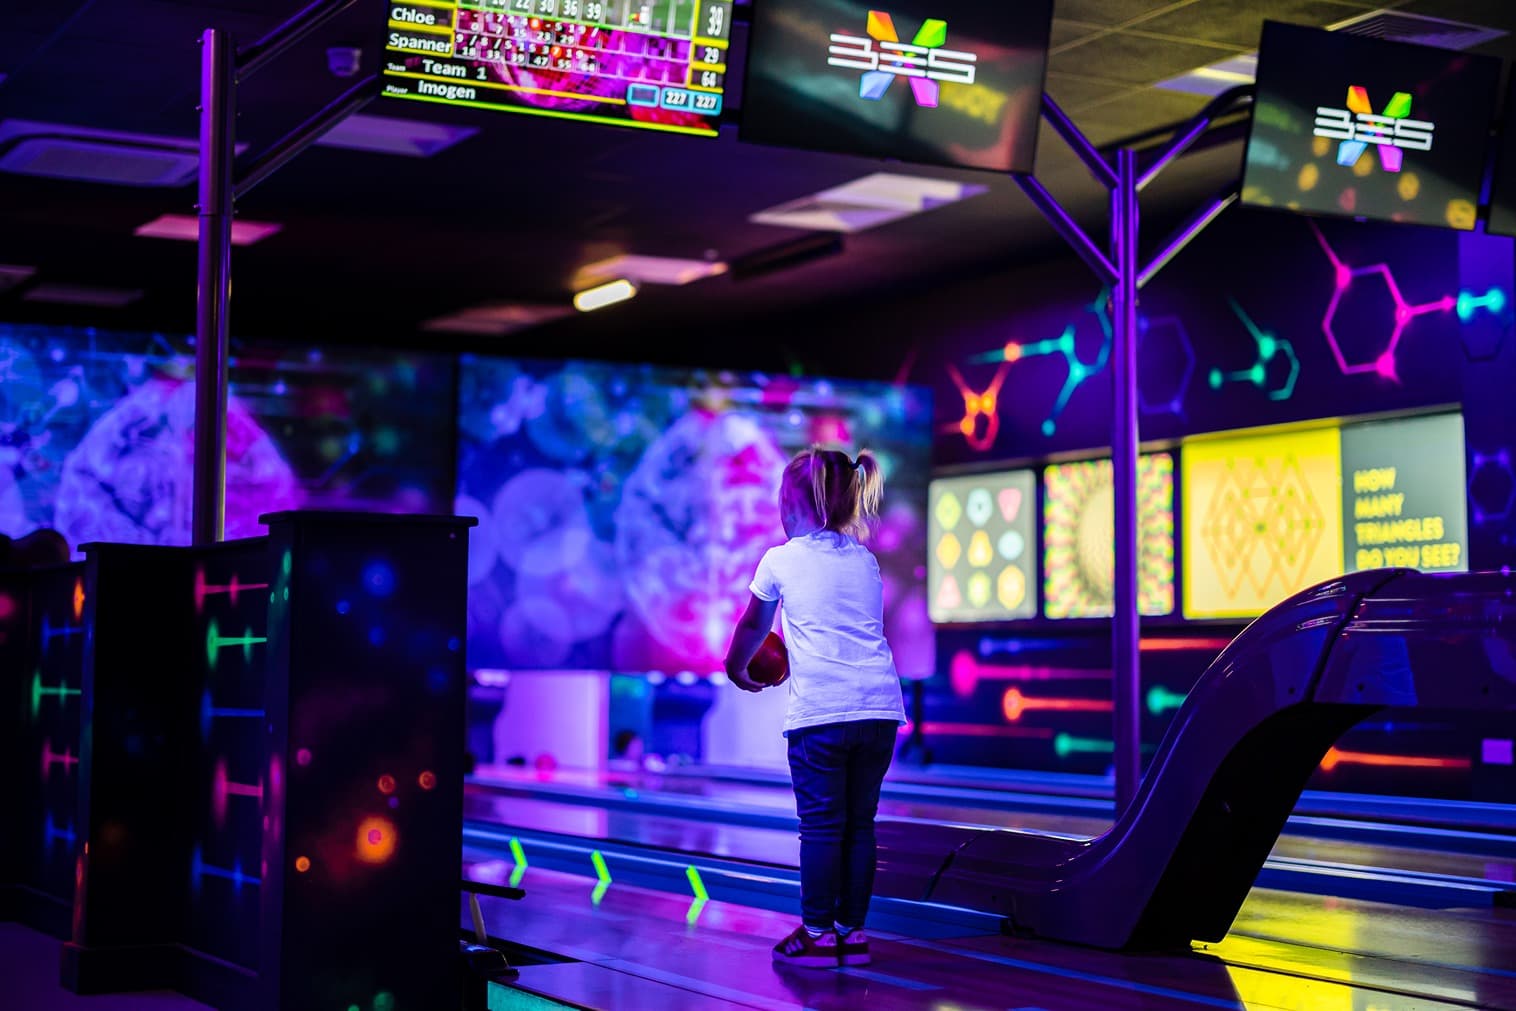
[381,0,731,137]
[1241,21,1499,231]
[1484,73,1516,237]
[740,0,1054,173]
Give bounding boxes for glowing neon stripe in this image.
[1319,746,1470,772]
[42,818,76,850]
[205,619,268,669]
[40,740,79,780]
[1146,686,1188,716]
[897,721,1054,739]
[1054,733,1113,759]
[1002,688,1111,723]
[193,567,270,613]
[29,671,80,720]
[39,613,84,649]
[191,846,259,892]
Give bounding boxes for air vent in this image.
[1330,10,1507,51]
[0,120,247,188]
[750,173,988,233]
[1157,10,1507,97]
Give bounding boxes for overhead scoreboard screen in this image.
[741,0,1055,173]
[1242,21,1499,231]
[382,0,731,136]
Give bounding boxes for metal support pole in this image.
[193,28,237,546]
[1110,150,1142,813]
[1013,174,1117,286]
[1138,187,1238,289]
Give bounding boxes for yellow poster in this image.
[1182,427,1344,619]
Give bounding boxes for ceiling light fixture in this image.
[573,278,638,312]
[135,214,282,246]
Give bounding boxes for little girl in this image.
[725,447,905,968]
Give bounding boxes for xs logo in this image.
[1313,86,1433,173]
[827,10,976,108]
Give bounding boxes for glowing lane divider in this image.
[509,836,527,889]
[950,652,1111,697]
[591,849,611,905]
[685,865,709,925]
[205,619,268,669]
[1319,746,1471,773]
[1146,686,1187,716]
[1002,688,1112,723]
[211,759,264,826]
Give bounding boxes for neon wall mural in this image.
[1182,427,1342,620]
[0,324,455,550]
[1043,453,1174,619]
[457,356,934,677]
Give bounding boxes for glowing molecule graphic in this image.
[966,291,1114,438]
[1136,314,1196,417]
[1469,450,1515,526]
[1310,221,1503,380]
[29,670,80,720]
[205,619,268,670]
[943,363,1008,452]
[1209,300,1301,401]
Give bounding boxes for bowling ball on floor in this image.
[749,632,790,686]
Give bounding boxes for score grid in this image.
[383,0,731,136]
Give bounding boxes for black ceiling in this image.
[2,0,1514,379]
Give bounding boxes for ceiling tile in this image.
[1051,31,1240,85]
[1136,1,1371,47]
[1044,73,1130,112]
[1068,88,1212,146]
[1050,18,1104,49]
[1054,0,1201,28]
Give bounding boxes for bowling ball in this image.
[749,631,790,686]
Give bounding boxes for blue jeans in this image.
[787,719,896,931]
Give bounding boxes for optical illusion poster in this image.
[1183,427,1343,619]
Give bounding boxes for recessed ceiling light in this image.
[574,279,638,312]
[314,114,478,157]
[574,254,727,289]
[24,284,142,308]
[422,303,572,335]
[135,214,283,246]
[0,264,36,294]
[750,172,987,233]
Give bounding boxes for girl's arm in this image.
[725,593,779,693]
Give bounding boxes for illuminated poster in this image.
[741,0,1054,172]
[1242,21,1499,231]
[1183,427,1344,619]
[928,469,1035,622]
[382,0,731,137]
[1340,413,1467,573]
[1043,453,1174,619]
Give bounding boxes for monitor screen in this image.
[740,0,1054,173]
[1485,73,1516,237]
[927,469,1036,623]
[1182,426,1344,620]
[382,0,731,137]
[1043,453,1174,619]
[457,357,935,675]
[1241,21,1499,231]
[1340,412,1467,574]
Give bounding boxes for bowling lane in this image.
[466,860,1516,1011]
[467,767,1516,888]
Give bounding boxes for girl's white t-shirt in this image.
[749,531,906,735]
